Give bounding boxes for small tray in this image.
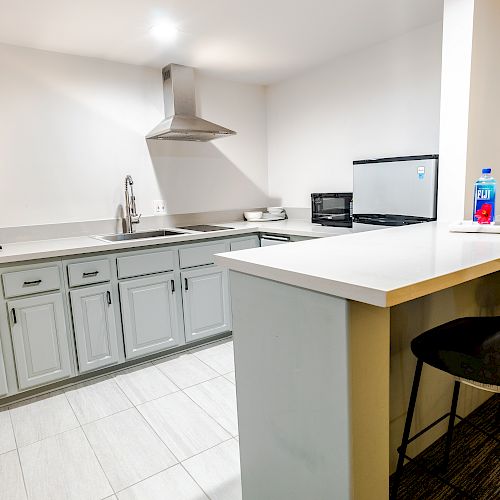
[449,221,500,234]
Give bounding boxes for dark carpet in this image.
[389,394,500,499]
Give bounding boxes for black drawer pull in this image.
[185,278,189,291]
[23,279,42,287]
[12,308,17,324]
[106,290,112,305]
[83,271,99,278]
[171,280,175,293]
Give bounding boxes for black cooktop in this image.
[179,225,234,232]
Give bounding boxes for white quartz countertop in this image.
[0,219,374,265]
[215,222,500,307]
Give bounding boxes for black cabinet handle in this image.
[106,291,112,305]
[184,278,189,291]
[23,279,42,287]
[83,271,99,278]
[171,280,175,293]
[12,308,17,324]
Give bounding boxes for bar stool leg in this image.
[441,381,460,472]
[390,359,424,500]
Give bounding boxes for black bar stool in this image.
[391,316,500,499]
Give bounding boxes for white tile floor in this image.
[0,338,241,500]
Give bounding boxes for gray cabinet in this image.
[181,266,231,343]
[70,284,120,373]
[119,273,182,359]
[0,340,8,397]
[230,235,260,251]
[8,293,72,390]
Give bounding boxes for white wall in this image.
[266,23,443,208]
[437,0,475,222]
[0,43,268,228]
[465,0,500,218]
[437,0,500,222]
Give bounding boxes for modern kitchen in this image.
[0,1,499,499]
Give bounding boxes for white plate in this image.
[449,221,500,233]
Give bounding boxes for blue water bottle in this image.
[473,168,496,224]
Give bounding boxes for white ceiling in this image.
[0,0,443,84]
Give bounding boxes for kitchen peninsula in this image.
[215,222,500,500]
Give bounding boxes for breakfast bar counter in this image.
[215,222,500,500]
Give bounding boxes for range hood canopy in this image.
[146,64,236,142]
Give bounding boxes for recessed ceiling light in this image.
[150,20,178,42]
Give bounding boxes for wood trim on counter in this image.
[349,301,390,500]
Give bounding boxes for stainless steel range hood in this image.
[146,64,236,142]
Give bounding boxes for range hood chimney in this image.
[146,64,236,142]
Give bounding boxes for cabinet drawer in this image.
[2,266,61,298]
[230,236,260,251]
[117,250,176,279]
[179,242,228,269]
[67,259,111,287]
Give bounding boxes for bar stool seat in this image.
[391,316,500,499]
[411,316,500,389]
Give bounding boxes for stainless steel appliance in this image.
[146,64,236,142]
[260,234,291,246]
[353,155,438,226]
[311,193,353,227]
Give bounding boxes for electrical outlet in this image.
[152,199,166,215]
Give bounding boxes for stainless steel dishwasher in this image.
[260,234,291,247]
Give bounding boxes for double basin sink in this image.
[95,229,189,242]
[94,225,235,242]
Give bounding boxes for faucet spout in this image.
[124,175,141,233]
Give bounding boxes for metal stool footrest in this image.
[394,407,499,499]
[396,411,458,451]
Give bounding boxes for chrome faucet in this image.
[124,175,141,233]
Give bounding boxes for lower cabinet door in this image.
[181,266,232,343]
[8,293,72,390]
[70,284,120,373]
[119,273,181,359]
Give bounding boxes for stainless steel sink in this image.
[94,229,187,242]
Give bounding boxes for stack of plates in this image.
[244,207,286,222]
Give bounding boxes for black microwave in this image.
[311,193,353,227]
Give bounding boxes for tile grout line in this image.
[181,380,238,438]
[191,347,235,377]
[113,361,183,403]
[180,461,213,500]
[126,405,181,466]
[111,462,179,496]
[180,434,236,464]
[153,355,221,387]
[14,401,135,452]
[180,378,235,435]
[64,377,134,426]
[79,421,116,495]
[179,434,240,500]
[110,436,235,496]
[8,409,30,500]
[133,394,226,464]
[113,362,182,396]
[135,387,236,467]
